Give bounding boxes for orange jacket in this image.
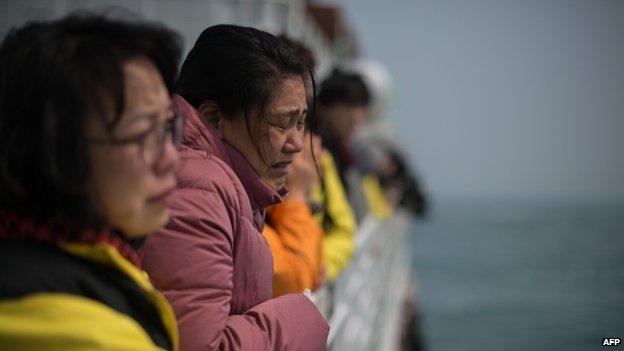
[263,199,324,297]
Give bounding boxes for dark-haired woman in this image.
[0,15,182,350]
[138,25,329,350]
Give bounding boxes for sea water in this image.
[410,199,624,351]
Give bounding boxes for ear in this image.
[198,101,222,128]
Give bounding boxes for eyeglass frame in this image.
[88,111,185,164]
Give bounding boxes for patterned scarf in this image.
[0,208,141,267]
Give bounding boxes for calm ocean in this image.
[410,199,624,351]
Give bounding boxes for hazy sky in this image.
[335,0,624,201]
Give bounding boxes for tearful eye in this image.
[272,123,289,132]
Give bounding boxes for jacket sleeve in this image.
[140,184,328,350]
[262,199,324,297]
[316,152,357,281]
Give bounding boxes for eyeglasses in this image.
[89,112,185,164]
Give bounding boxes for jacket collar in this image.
[0,208,141,268]
[174,94,285,211]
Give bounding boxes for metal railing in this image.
[311,210,411,350]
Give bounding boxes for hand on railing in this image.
[303,288,313,301]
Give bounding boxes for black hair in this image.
[0,13,182,228]
[318,69,370,107]
[278,34,316,70]
[175,24,316,155]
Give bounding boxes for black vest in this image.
[0,242,172,350]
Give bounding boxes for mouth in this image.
[147,185,175,203]
[269,160,293,176]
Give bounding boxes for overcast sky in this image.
[336,0,624,201]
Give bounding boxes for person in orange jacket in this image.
[263,133,326,297]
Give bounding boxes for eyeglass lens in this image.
[142,113,184,164]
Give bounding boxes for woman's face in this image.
[219,76,307,191]
[87,58,179,238]
[321,104,367,142]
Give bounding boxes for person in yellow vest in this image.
[0,14,182,350]
[311,149,357,281]
[318,69,397,223]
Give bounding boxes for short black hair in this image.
[318,69,370,107]
[0,13,181,227]
[175,24,316,140]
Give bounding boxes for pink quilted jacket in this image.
[139,95,329,350]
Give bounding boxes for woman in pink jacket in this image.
[138,25,329,350]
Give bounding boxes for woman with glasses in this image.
[138,25,329,350]
[0,14,182,350]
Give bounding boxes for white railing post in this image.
[312,210,412,350]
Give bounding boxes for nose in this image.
[153,137,180,175]
[284,128,304,154]
[351,107,366,126]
